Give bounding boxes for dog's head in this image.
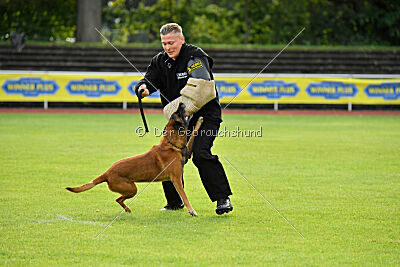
[169,103,188,131]
[163,103,188,148]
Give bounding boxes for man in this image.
[135,23,233,215]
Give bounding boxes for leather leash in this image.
[137,89,149,133]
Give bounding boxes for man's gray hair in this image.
[160,23,183,36]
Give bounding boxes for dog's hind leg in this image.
[116,195,134,213]
[108,177,137,213]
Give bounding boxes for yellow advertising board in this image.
[1,72,399,105]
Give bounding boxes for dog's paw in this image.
[189,210,198,217]
[125,207,132,213]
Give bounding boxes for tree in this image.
[76,0,102,42]
[0,0,76,41]
[1,0,398,45]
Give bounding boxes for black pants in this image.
[162,116,232,203]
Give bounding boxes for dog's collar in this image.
[168,141,186,150]
[168,141,188,159]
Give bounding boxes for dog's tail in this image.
[65,174,106,193]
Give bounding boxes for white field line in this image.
[36,215,111,227]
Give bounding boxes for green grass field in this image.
[0,112,399,265]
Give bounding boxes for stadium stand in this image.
[0,44,399,74]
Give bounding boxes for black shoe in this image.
[160,203,184,211]
[216,197,233,215]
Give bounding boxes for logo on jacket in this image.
[176,72,188,79]
[187,60,203,74]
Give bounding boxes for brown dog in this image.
[65,103,203,216]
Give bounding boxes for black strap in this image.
[168,141,188,159]
[137,89,149,133]
[168,141,186,150]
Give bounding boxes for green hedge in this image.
[1,0,399,46]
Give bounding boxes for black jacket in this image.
[135,43,222,122]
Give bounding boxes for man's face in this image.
[161,33,185,60]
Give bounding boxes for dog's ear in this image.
[171,115,187,132]
[171,115,181,131]
[177,103,188,128]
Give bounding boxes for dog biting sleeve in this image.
[163,78,216,120]
[180,78,216,108]
[163,95,200,120]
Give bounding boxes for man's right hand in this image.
[138,84,150,97]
